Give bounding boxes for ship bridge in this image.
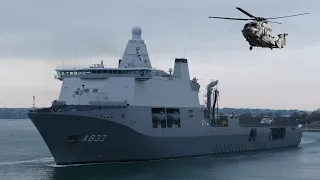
[54,66,154,81]
[54,62,173,81]
[54,26,173,81]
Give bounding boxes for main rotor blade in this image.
[266,13,309,20]
[266,21,282,24]
[236,7,256,18]
[208,16,253,21]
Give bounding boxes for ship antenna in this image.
[32,95,35,107]
[183,38,188,58]
[217,87,219,119]
[120,40,123,59]
[89,47,92,65]
[73,48,77,69]
[155,47,159,69]
[216,78,219,120]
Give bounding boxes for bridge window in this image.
[56,68,153,79]
[250,22,258,27]
[56,71,62,78]
[92,89,99,93]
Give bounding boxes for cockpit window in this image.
[250,22,257,27]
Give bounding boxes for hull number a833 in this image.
[81,135,107,142]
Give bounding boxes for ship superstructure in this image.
[28,26,303,165]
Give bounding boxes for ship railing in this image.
[56,63,121,70]
[239,117,300,127]
[29,107,53,113]
[55,65,102,70]
[28,100,130,113]
[54,68,154,80]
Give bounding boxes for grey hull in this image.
[28,113,302,165]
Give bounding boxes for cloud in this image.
[0,0,319,110]
[0,0,317,60]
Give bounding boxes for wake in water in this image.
[45,153,254,168]
[301,138,316,145]
[0,157,54,167]
[300,135,318,145]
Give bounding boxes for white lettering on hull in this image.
[81,135,107,142]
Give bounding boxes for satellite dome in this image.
[132,26,142,35]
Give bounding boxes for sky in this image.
[0,0,319,110]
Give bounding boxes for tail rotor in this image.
[283,33,288,46]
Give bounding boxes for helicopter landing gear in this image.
[249,46,253,50]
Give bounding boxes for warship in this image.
[28,26,303,165]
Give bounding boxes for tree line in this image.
[0,108,29,119]
[289,110,320,124]
[238,109,320,124]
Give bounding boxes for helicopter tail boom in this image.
[283,33,288,46]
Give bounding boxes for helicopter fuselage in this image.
[208,7,308,50]
[242,21,272,40]
[241,21,283,49]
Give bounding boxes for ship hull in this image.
[28,112,302,165]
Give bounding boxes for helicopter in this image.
[208,7,309,50]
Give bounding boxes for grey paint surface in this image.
[28,106,302,165]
